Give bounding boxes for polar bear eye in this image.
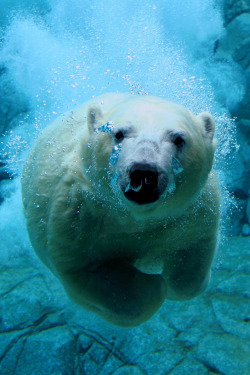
[114,130,125,142]
[173,135,186,148]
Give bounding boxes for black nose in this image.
[130,169,158,191]
[124,164,160,205]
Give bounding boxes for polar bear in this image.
[22,93,220,327]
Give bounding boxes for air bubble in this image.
[109,144,122,166]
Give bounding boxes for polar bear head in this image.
[86,95,216,218]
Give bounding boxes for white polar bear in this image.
[22,93,220,327]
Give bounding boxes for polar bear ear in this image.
[87,105,103,133]
[197,112,215,140]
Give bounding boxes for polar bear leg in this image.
[163,237,217,300]
[61,260,167,327]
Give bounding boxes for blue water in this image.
[0,0,248,373]
[1,0,243,262]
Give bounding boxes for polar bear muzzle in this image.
[123,163,167,205]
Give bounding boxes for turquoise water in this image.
[0,1,249,374]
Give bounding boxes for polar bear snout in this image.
[123,163,167,205]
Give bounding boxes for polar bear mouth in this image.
[124,165,162,205]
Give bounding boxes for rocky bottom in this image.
[0,236,249,375]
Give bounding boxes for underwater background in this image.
[0,0,249,374]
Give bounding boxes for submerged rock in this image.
[217,14,250,69]
[223,0,250,25]
[0,236,249,374]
